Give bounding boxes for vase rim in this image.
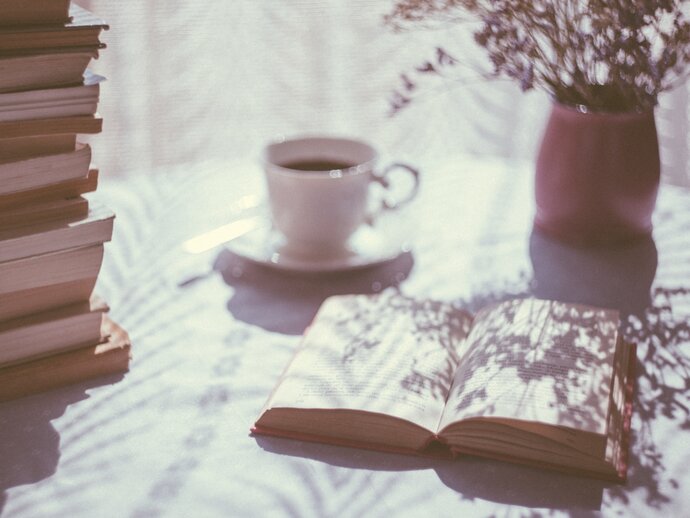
[552,100,654,118]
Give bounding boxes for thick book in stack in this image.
[0,1,130,402]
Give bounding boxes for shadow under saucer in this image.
[214,247,415,335]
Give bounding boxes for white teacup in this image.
[262,136,419,255]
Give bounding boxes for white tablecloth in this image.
[1,156,689,517]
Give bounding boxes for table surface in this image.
[1,156,689,518]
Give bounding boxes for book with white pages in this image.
[0,71,103,121]
[0,316,131,403]
[0,201,114,262]
[0,195,88,231]
[0,51,96,94]
[0,0,71,26]
[0,168,98,210]
[0,4,108,52]
[0,296,108,367]
[0,276,99,323]
[0,114,102,139]
[0,244,105,324]
[0,134,77,162]
[0,142,91,195]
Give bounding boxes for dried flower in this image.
[385,0,690,112]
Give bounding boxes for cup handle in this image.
[372,162,420,214]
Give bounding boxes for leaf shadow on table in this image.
[213,248,415,335]
[530,228,690,510]
[0,375,123,514]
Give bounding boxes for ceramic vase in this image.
[534,102,660,245]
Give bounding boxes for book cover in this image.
[0,70,103,119]
[0,134,77,162]
[0,168,98,210]
[0,114,102,138]
[0,143,91,195]
[0,316,131,402]
[0,296,108,366]
[0,0,71,26]
[0,52,95,94]
[0,200,114,262]
[0,244,104,298]
[0,195,89,231]
[0,276,98,323]
[0,5,108,52]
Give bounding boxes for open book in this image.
[253,293,635,482]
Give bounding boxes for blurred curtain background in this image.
[78,1,689,187]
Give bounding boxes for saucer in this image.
[224,218,411,273]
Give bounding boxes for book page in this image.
[266,292,473,432]
[439,299,618,435]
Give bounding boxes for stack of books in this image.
[0,1,131,402]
